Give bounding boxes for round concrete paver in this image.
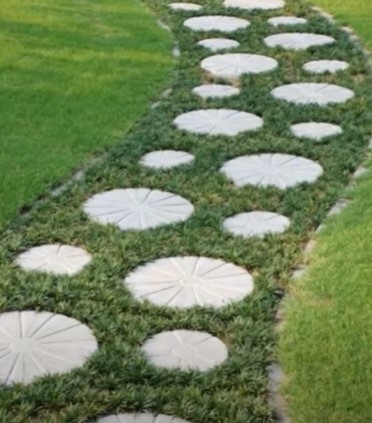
[93,414,191,423]
[268,16,307,26]
[291,122,343,141]
[83,189,194,231]
[142,330,228,371]
[0,311,98,386]
[264,33,335,50]
[197,38,240,52]
[224,0,285,10]
[223,211,290,238]
[183,16,250,33]
[16,244,91,276]
[192,84,240,99]
[173,109,263,136]
[125,256,254,308]
[201,53,278,79]
[221,154,323,189]
[271,83,354,106]
[169,2,202,11]
[140,150,194,169]
[303,60,349,74]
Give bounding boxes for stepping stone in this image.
[173,109,263,136]
[268,16,307,26]
[224,0,285,10]
[197,38,240,52]
[83,188,194,231]
[183,16,250,33]
[221,154,323,189]
[125,256,254,308]
[93,414,191,423]
[140,150,194,169]
[142,330,228,371]
[303,59,349,74]
[0,311,97,386]
[201,53,278,79]
[16,244,91,276]
[169,2,202,11]
[264,33,335,50]
[271,83,354,106]
[291,122,343,141]
[223,211,290,238]
[192,84,240,99]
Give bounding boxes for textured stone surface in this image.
[192,84,240,99]
[224,0,285,10]
[291,122,343,141]
[197,38,239,52]
[169,2,202,11]
[140,150,194,169]
[183,16,250,33]
[268,16,307,26]
[93,414,191,423]
[264,33,335,50]
[303,60,349,74]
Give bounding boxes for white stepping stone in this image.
[201,53,278,79]
[271,83,354,106]
[268,16,307,26]
[16,244,91,276]
[142,330,228,371]
[183,16,250,33]
[303,60,349,74]
[94,414,191,423]
[140,150,194,169]
[192,84,240,99]
[83,189,194,231]
[0,311,97,386]
[223,211,290,238]
[173,109,263,136]
[125,256,254,308]
[197,38,240,52]
[169,2,202,11]
[291,122,343,141]
[224,0,285,10]
[221,154,323,189]
[264,33,335,50]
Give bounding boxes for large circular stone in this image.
[291,122,343,141]
[93,414,192,423]
[268,16,307,26]
[169,2,202,11]
[197,38,240,52]
[140,150,195,169]
[264,33,335,50]
[192,84,240,99]
[183,16,250,33]
[224,0,285,10]
[303,60,349,74]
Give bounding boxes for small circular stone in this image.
[197,38,240,52]
[201,53,278,79]
[264,33,335,50]
[142,330,228,371]
[221,153,323,189]
[125,256,254,308]
[192,84,240,99]
[169,2,202,11]
[183,16,250,33]
[223,211,290,238]
[268,16,307,26]
[173,109,263,136]
[93,414,192,423]
[16,244,91,276]
[140,150,194,169]
[303,60,349,74]
[83,189,194,231]
[0,311,98,386]
[271,83,354,106]
[224,0,285,10]
[291,122,343,141]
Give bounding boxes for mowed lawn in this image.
[0,0,172,227]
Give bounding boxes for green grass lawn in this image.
[0,0,173,227]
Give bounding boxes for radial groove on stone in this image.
[201,53,278,79]
[16,244,91,276]
[224,0,285,10]
[0,311,98,386]
[173,109,263,136]
[142,330,228,371]
[197,38,240,52]
[221,154,323,189]
[268,16,307,26]
[223,211,290,238]
[183,16,250,33]
[271,83,354,106]
[169,2,202,11]
[125,256,254,308]
[192,84,240,99]
[83,189,194,231]
[93,413,192,423]
[291,122,343,141]
[140,150,195,169]
[264,33,335,50]
[303,60,349,74]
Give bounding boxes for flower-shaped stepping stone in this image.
[142,330,228,371]
[201,53,278,79]
[140,150,194,169]
[173,109,263,136]
[183,16,250,33]
[83,189,194,231]
[192,84,240,99]
[268,16,307,26]
[271,83,354,106]
[291,122,343,141]
[125,256,254,308]
[16,244,91,276]
[303,60,349,74]
[223,211,290,238]
[0,311,98,386]
[197,38,240,52]
[221,154,323,189]
[224,0,285,10]
[93,414,191,423]
[264,33,335,50]
[169,2,202,11]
